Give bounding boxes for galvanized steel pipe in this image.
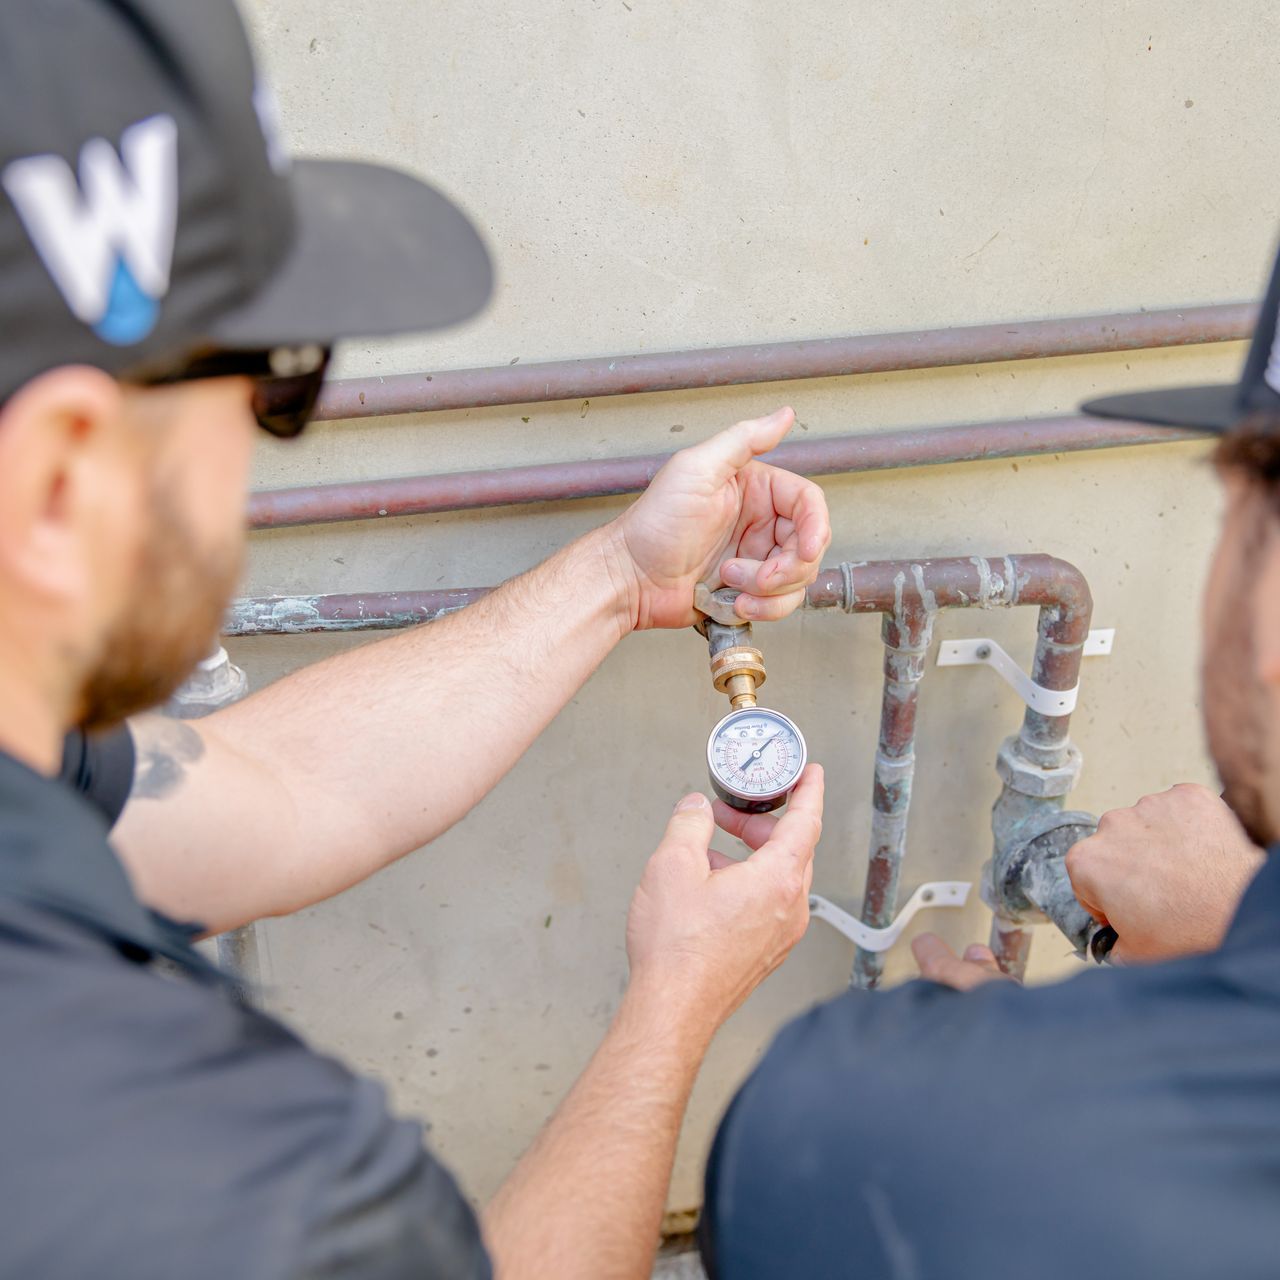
[248,415,1206,530]
[293,302,1254,420]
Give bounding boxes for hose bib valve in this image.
[985,808,1116,964]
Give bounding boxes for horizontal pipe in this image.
[248,415,1207,530]
[298,302,1255,420]
[226,554,1087,639]
[226,589,492,637]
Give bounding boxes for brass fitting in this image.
[695,585,768,710]
[710,645,767,709]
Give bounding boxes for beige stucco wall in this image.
[233,0,1278,1220]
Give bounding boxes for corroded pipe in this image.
[225,589,491,637]
[281,301,1254,421]
[855,605,934,988]
[247,416,1205,530]
[806,555,1092,987]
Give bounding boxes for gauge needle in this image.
[735,733,781,776]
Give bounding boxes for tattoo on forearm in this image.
[131,717,206,801]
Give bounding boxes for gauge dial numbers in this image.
[706,707,807,813]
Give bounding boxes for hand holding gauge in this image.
[695,586,808,813]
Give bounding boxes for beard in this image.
[77,484,243,731]
[1204,502,1275,849]
[1206,640,1272,848]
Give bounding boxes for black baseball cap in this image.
[0,0,492,407]
[1083,238,1280,432]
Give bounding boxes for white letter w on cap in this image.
[2,114,178,346]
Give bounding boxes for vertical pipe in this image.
[987,916,1034,976]
[986,575,1092,979]
[215,926,260,1000]
[853,598,935,989]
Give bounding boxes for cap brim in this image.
[209,159,492,349]
[1081,382,1243,433]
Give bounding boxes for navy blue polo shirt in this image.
[0,735,491,1280]
[702,854,1280,1279]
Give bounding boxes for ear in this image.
[1254,514,1280,693]
[0,366,135,607]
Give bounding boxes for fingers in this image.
[681,407,796,485]
[748,765,825,872]
[723,547,809,594]
[734,587,808,622]
[712,799,778,852]
[752,467,832,565]
[657,793,716,871]
[912,933,1009,991]
[1064,831,1109,921]
[719,468,831,615]
[707,848,739,871]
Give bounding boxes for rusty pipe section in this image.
[806,555,1091,987]
[855,600,934,987]
[248,416,1205,530]
[284,302,1254,421]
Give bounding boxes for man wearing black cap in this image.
[0,2,832,1277]
[698,244,1280,1278]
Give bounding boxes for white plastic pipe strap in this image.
[934,629,1114,716]
[808,881,971,953]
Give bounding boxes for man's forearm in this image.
[484,979,711,1280]
[114,523,640,929]
[482,763,825,1279]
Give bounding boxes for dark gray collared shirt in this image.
[702,853,1280,1279]
[0,736,491,1280]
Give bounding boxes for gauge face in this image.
[707,707,807,813]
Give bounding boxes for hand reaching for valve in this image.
[1065,784,1264,964]
[912,783,1264,988]
[611,407,832,630]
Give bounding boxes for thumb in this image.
[658,793,716,868]
[685,407,795,484]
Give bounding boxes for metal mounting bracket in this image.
[808,881,971,953]
[935,629,1114,715]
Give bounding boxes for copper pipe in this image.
[806,555,1092,987]
[248,415,1206,530]
[290,302,1254,420]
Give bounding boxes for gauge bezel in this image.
[706,706,808,812]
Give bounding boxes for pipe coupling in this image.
[995,734,1082,799]
[165,646,249,718]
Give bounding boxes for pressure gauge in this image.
[707,706,807,813]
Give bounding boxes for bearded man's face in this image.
[76,376,255,729]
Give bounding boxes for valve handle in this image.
[1088,924,1119,964]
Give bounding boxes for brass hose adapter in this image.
[694,584,767,711]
